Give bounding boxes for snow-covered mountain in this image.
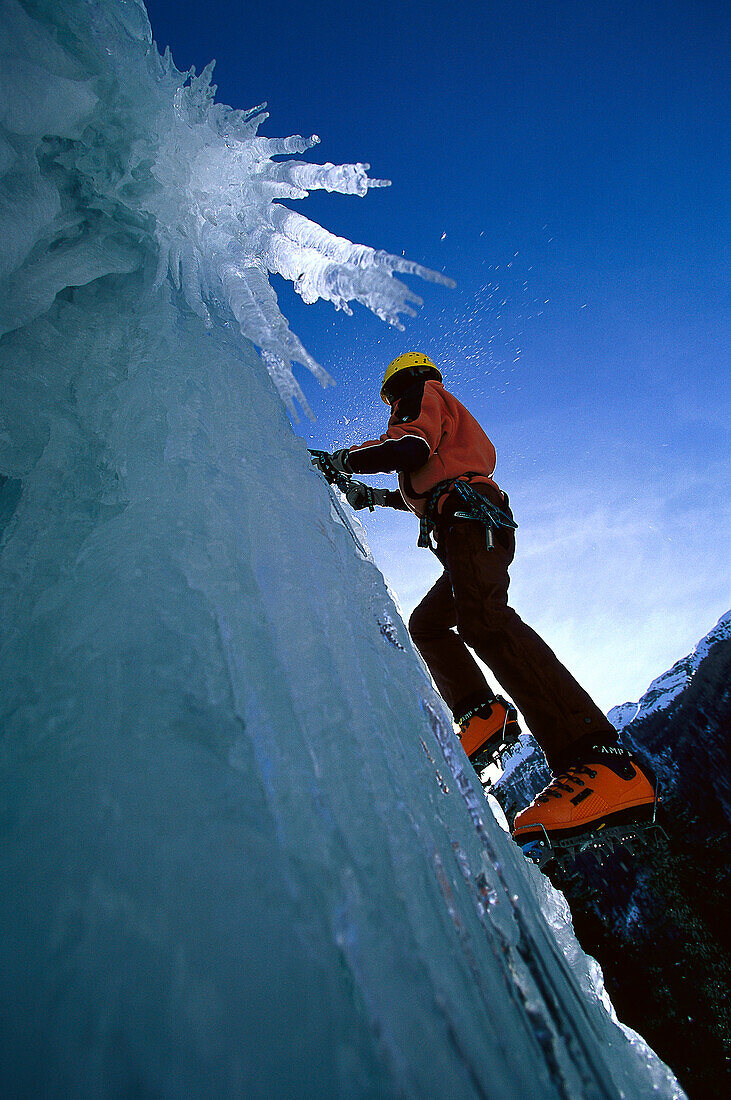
[0,3,683,1097]
[608,611,731,732]
[496,609,731,1098]
[587,611,731,1098]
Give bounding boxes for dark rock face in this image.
[626,633,731,827]
[586,631,731,1099]
[493,613,731,1099]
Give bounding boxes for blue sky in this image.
[145,0,729,709]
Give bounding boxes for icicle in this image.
[0,0,452,418]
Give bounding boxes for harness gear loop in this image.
[418,476,517,552]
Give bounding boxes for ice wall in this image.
[0,2,683,1097]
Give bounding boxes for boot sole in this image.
[512,798,658,845]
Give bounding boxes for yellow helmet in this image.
[380,352,441,404]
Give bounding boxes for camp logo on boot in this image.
[592,743,630,759]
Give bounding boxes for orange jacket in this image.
[348,380,500,517]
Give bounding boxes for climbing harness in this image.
[418,477,517,552]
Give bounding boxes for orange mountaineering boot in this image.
[456,695,520,769]
[511,741,657,857]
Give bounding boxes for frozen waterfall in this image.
[0,2,683,1097]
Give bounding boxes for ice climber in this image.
[311,352,657,853]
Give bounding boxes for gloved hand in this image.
[309,449,352,482]
[329,448,353,475]
[344,481,390,511]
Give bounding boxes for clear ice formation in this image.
[0,0,453,419]
[0,2,684,1097]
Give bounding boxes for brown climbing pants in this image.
[408,509,616,770]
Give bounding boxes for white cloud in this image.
[362,473,730,715]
